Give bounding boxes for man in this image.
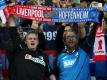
[0,16,56,80]
[56,23,97,80]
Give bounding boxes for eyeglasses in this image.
[66,36,77,39]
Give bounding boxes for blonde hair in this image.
[25,29,39,41]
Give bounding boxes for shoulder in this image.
[57,52,67,61]
[78,47,88,56]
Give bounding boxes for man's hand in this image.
[78,22,86,38]
[7,15,16,27]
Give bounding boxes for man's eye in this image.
[28,38,32,40]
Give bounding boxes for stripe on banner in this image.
[52,8,100,22]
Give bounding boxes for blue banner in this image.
[52,8,99,22]
[0,0,6,9]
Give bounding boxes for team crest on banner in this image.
[93,20,106,61]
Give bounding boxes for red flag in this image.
[93,20,107,61]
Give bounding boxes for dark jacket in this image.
[0,27,51,80]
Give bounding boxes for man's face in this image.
[64,31,78,48]
[25,33,39,50]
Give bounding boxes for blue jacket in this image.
[57,48,90,80]
[57,23,97,80]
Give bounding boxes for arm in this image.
[7,16,25,49]
[80,23,97,54]
[0,19,14,51]
[0,16,24,53]
[78,22,86,39]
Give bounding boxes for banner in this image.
[93,20,106,61]
[7,4,52,22]
[1,4,100,23]
[52,8,99,22]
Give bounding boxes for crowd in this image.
[0,0,107,80]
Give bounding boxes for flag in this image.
[93,20,107,61]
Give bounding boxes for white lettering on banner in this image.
[59,11,89,19]
[16,8,44,17]
[25,54,46,66]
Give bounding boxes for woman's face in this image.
[25,33,39,50]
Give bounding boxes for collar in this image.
[64,47,79,54]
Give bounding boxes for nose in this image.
[69,38,73,42]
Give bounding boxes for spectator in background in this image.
[40,22,59,71]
